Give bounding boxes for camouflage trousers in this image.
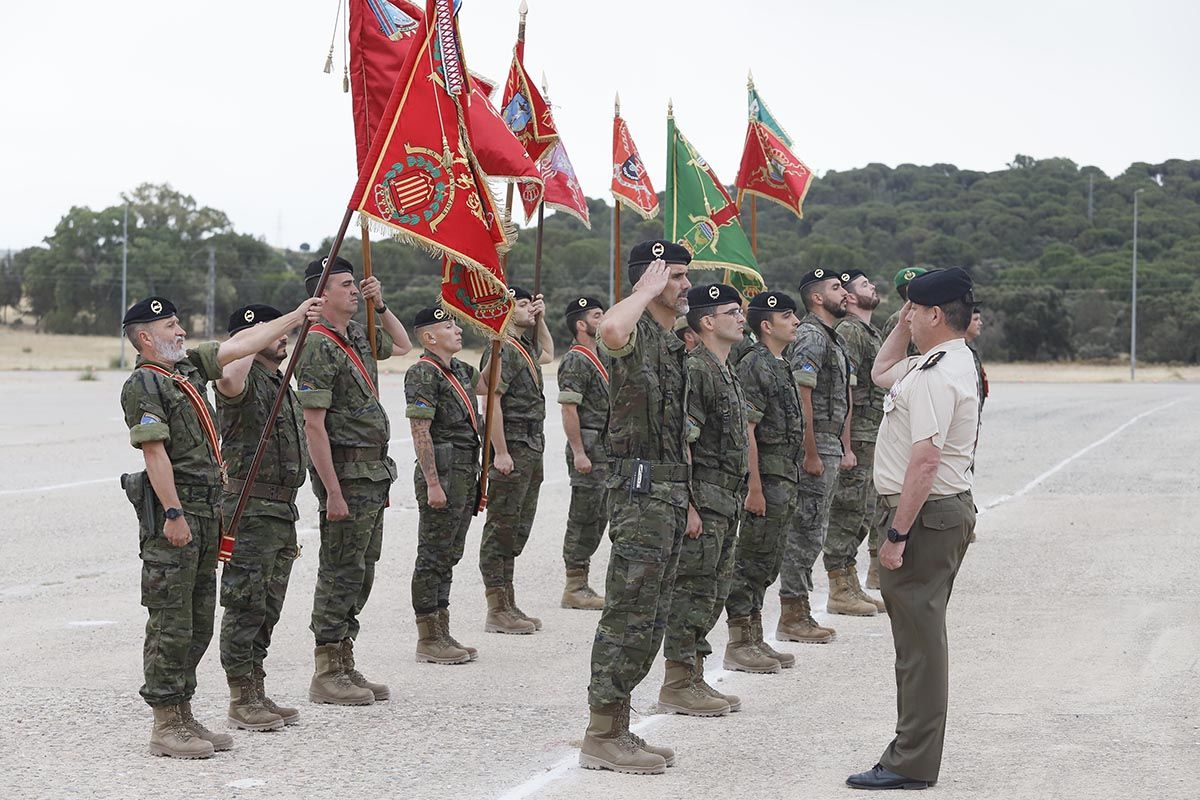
[310,477,389,645]
[413,461,479,614]
[726,474,799,619]
[823,440,880,572]
[563,447,609,569]
[138,505,218,707]
[479,442,543,588]
[218,512,298,678]
[664,506,739,663]
[588,481,687,708]
[779,453,841,598]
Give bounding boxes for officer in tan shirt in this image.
[846,267,980,791]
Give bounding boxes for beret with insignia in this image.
[893,266,928,289]
[629,240,692,269]
[687,283,741,311]
[839,269,866,286]
[413,306,451,329]
[122,296,177,328]
[907,267,975,306]
[507,285,534,302]
[304,256,355,292]
[798,267,839,292]
[227,303,283,335]
[748,290,797,313]
[564,296,605,318]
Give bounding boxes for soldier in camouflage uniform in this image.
[580,241,697,775]
[659,283,749,717]
[119,294,321,758]
[558,296,611,610]
[824,271,888,615]
[478,285,554,633]
[295,257,411,705]
[673,315,701,352]
[215,305,307,732]
[406,307,486,664]
[880,267,928,347]
[778,268,852,644]
[724,291,803,674]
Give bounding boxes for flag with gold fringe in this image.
[736,79,813,219]
[539,140,590,228]
[500,39,558,167]
[611,111,659,219]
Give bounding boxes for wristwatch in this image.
[886,527,909,543]
[375,302,387,314]
[164,507,183,521]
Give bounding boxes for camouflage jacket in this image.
[737,341,804,482]
[405,351,482,454]
[294,317,396,482]
[557,344,611,462]
[728,329,756,367]
[836,315,886,442]
[686,343,750,518]
[791,313,850,457]
[217,360,307,521]
[481,331,545,452]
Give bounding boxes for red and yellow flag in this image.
[539,141,590,228]
[500,40,558,166]
[611,111,659,219]
[735,81,813,219]
[440,256,514,338]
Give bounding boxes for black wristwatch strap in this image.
[887,527,909,543]
[164,507,183,520]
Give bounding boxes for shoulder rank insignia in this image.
[919,351,946,371]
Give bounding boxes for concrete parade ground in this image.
[0,371,1196,800]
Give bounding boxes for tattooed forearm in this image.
[410,419,440,488]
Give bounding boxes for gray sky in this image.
[2,0,1196,251]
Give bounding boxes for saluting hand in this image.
[634,259,671,297]
[880,539,905,571]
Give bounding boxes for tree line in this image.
[6,155,1199,363]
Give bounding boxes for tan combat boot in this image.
[562,567,605,609]
[226,674,284,731]
[416,613,471,664]
[750,611,795,669]
[179,701,234,751]
[723,616,782,674]
[866,549,881,590]
[827,567,879,616]
[484,586,536,634]
[506,582,542,630]
[579,703,667,774]
[308,643,375,705]
[657,660,731,716]
[253,665,299,725]
[149,705,214,759]
[618,699,675,766]
[692,654,741,712]
[340,638,390,701]
[850,570,887,613]
[776,596,835,644]
[438,607,477,661]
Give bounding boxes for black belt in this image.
[612,458,689,483]
[331,445,386,463]
[692,466,747,493]
[224,477,299,503]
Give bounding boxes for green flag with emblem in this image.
[665,104,765,297]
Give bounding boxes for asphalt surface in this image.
[0,372,1196,799]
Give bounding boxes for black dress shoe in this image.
[846,763,929,790]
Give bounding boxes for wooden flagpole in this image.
[750,196,758,256]
[223,207,356,558]
[613,93,623,303]
[362,224,378,359]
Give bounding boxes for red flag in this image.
[500,45,558,165]
[538,141,590,228]
[467,75,543,208]
[350,0,509,281]
[441,257,514,338]
[735,120,814,219]
[611,113,659,219]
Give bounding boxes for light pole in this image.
[1130,188,1144,382]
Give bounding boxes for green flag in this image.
[748,76,793,146]
[665,107,765,297]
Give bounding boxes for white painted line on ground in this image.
[0,477,113,496]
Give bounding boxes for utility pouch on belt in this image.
[121,471,157,539]
[628,458,652,496]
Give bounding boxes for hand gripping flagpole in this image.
[219,208,356,561]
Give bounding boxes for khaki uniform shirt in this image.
[873,338,980,497]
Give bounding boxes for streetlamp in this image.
[1130,188,1144,382]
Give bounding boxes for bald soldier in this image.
[120,294,322,758]
[847,268,980,791]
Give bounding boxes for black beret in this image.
[748,291,797,313]
[797,267,840,292]
[628,240,692,268]
[565,296,605,318]
[227,303,282,335]
[122,296,177,328]
[907,267,975,306]
[507,285,533,302]
[304,256,354,289]
[839,269,866,285]
[413,306,452,328]
[687,283,741,311]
